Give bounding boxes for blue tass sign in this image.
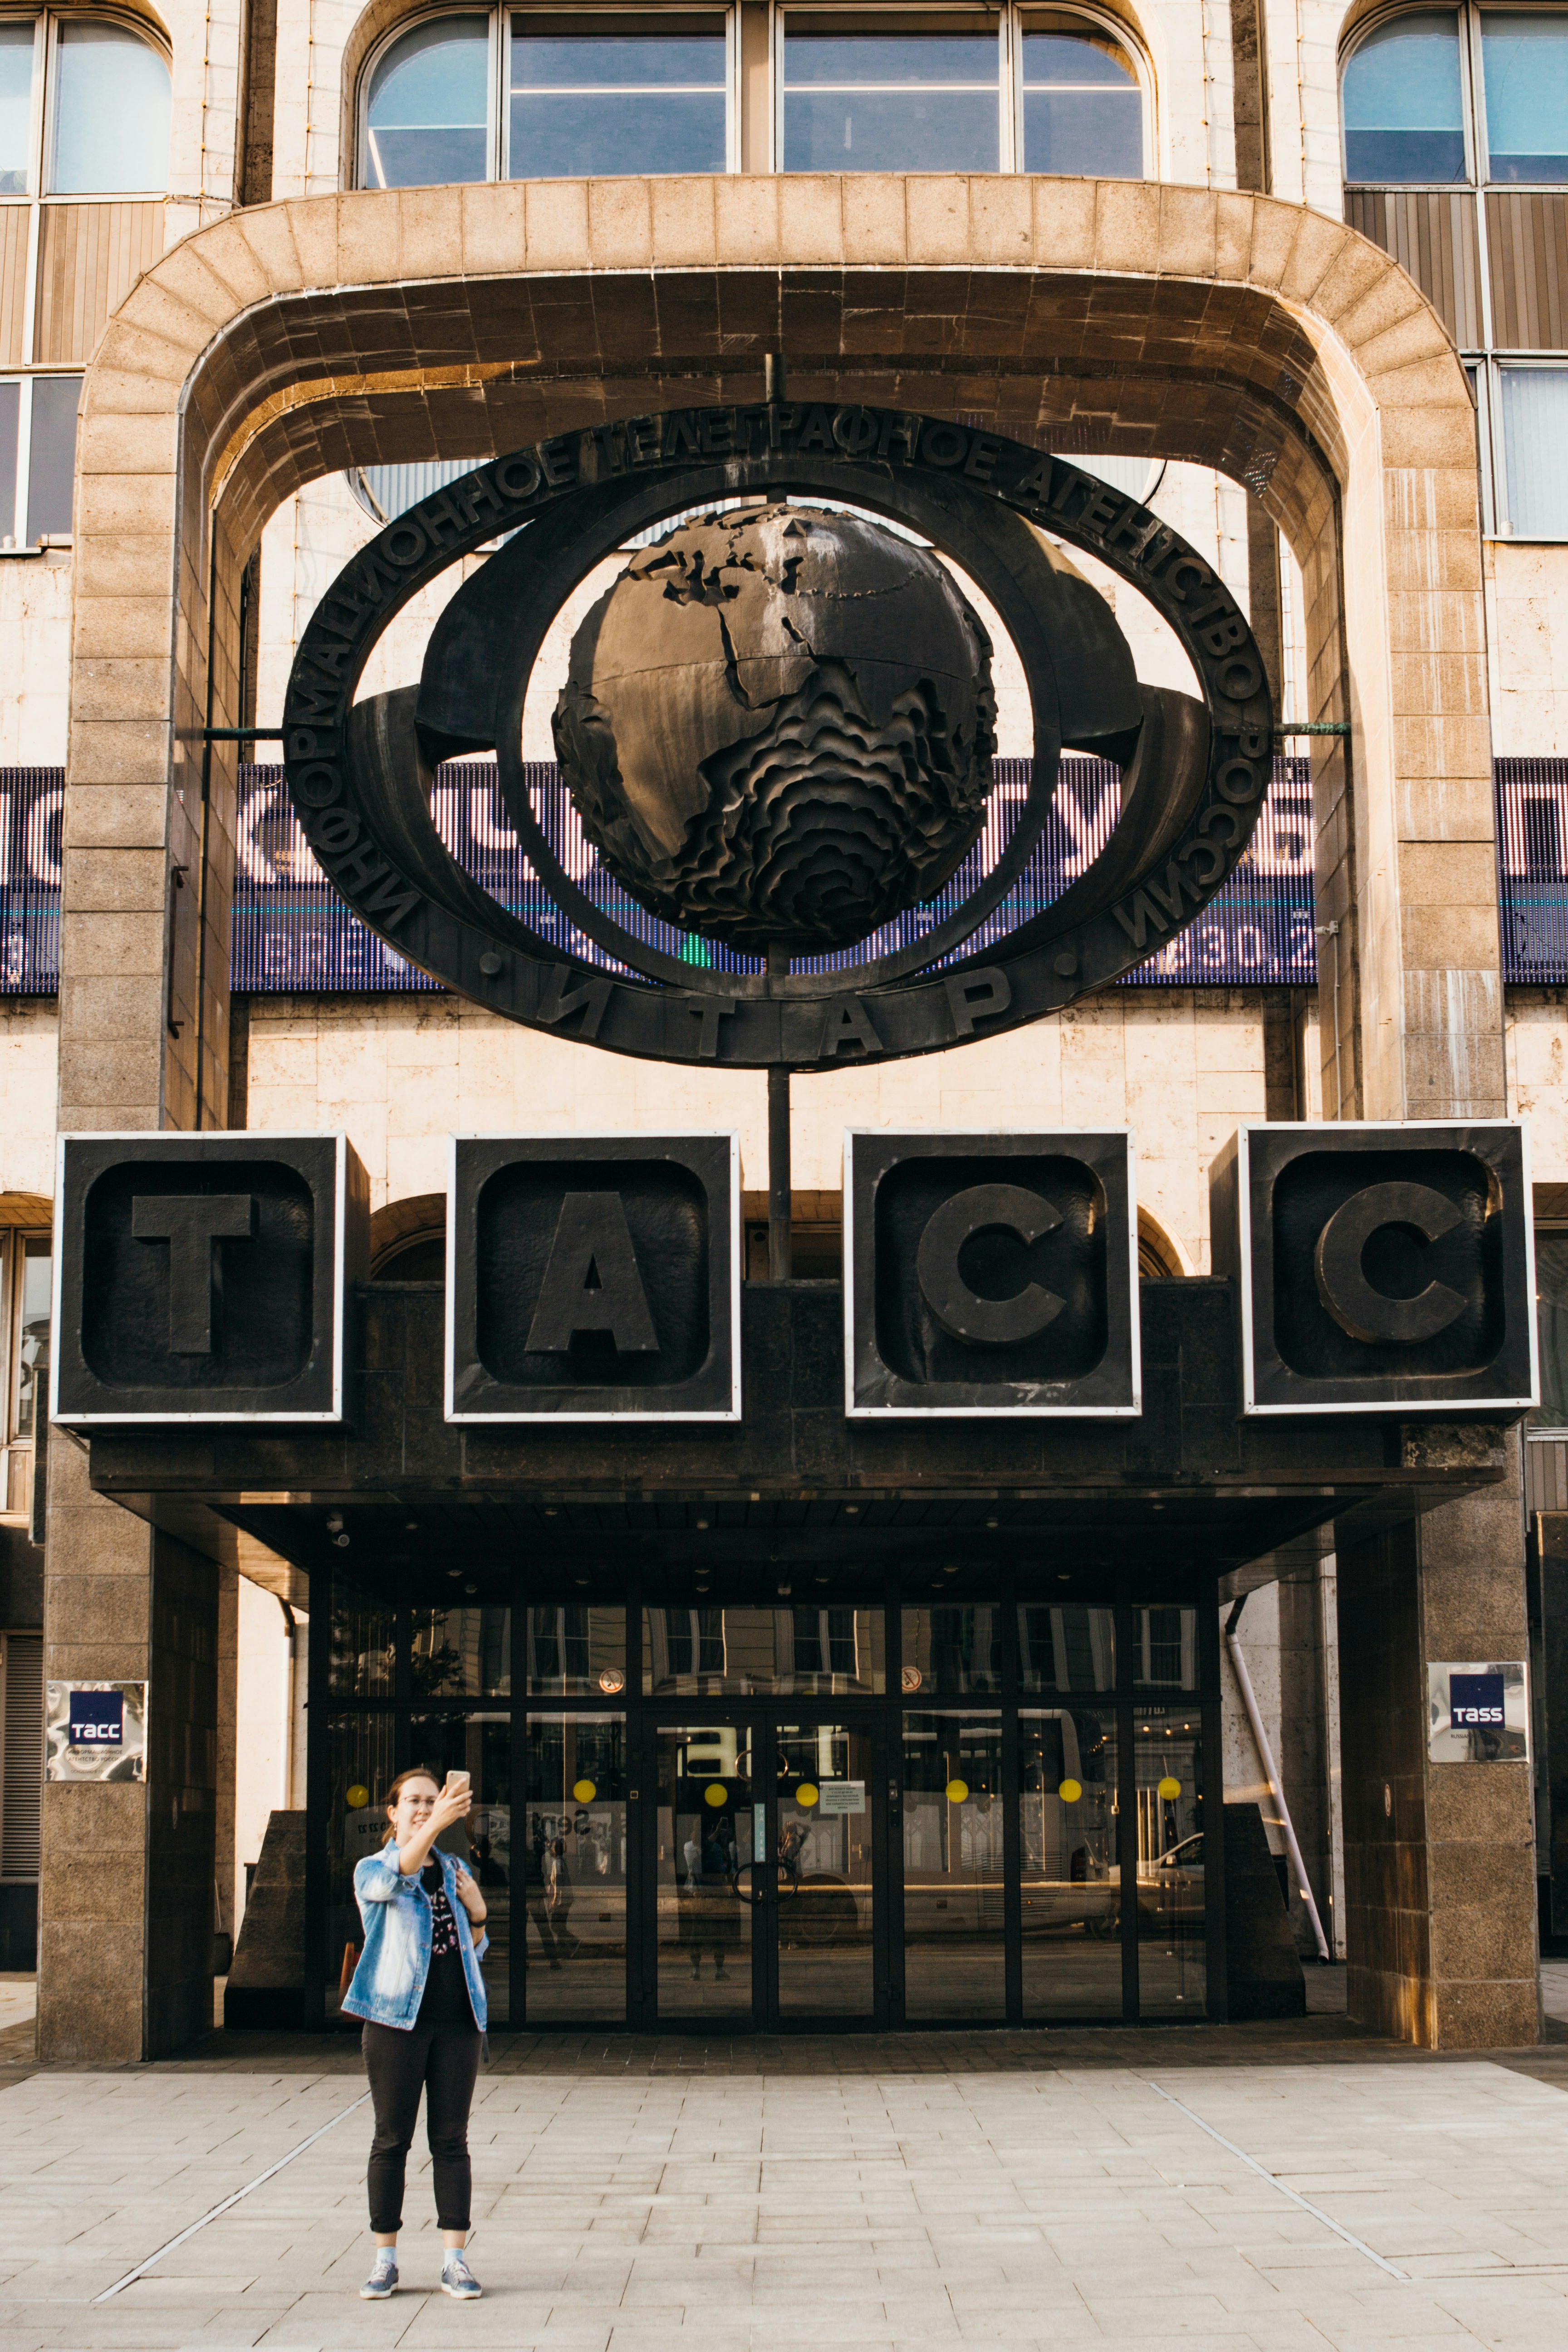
[68,1689,123,1745]
[1450,1672,1506,1730]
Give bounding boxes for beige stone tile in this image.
[525,179,591,272]
[653,176,720,269]
[778,174,844,264]
[1031,175,1095,269]
[588,177,652,268]
[843,176,907,267]
[713,175,777,268]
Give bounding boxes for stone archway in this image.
[41,174,1522,2062]
[68,173,1495,1150]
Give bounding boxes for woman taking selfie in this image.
[341,1765,488,2302]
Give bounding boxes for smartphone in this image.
[444,1770,471,1800]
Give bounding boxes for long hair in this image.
[380,1764,443,1846]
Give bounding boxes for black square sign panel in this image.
[53,1132,367,1423]
[1220,1120,1537,1414]
[447,1133,740,1420]
[845,1131,1140,1416]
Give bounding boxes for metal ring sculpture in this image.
[283,404,1274,1070]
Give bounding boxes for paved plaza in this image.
[7,1986,1568,2350]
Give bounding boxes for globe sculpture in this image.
[552,503,999,953]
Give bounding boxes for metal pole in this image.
[767,942,791,1281]
[764,352,787,405]
[1224,1594,1333,1962]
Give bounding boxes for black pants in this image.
[363,2019,482,2233]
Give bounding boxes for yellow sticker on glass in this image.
[797,1783,820,1807]
[1157,1775,1182,1800]
[704,1783,728,1807]
[945,1778,970,1804]
[572,1779,597,1804]
[1058,1778,1082,1803]
[346,1784,369,1810]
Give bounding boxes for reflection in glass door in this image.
[522,1716,627,2024]
[655,1725,754,2019]
[1020,1706,1122,2017]
[775,1724,875,2016]
[1135,1709,1206,2015]
[902,1711,1004,2020]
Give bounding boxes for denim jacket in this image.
[343,1844,488,2031]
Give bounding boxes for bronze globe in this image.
[552,502,999,954]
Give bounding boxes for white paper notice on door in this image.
[817,1779,866,1816]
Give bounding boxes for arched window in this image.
[365,14,491,187]
[1019,15,1142,177]
[0,14,170,197]
[362,8,732,188]
[1342,4,1568,187]
[50,18,171,193]
[1342,7,1568,541]
[777,4,1147,176]
[1342,11,1465,185]
[0,15,170,558]
[359,4,1147,186]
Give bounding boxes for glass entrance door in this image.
[651,1718,882,2027]
[654,1723,756,2021]
[775,1721,876,2018]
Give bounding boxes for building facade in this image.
[0,0,1563,2056]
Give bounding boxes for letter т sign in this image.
[53,1133,367,1424]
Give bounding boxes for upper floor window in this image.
[1020,17,1142,176]
[1343,3,1568,187]
[781,19,1003,172]
[0,13,169,197]
[361,2,1145,186]
[363,8,731,186]
[778,5,1143,175]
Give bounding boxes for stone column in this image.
[1337,1430,1538,2047]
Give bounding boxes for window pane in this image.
[1534,1231,1568,1427]
[1500,368,1568,538]
[412,1605,511,1696]
[0,24,34,196]
[51,22,170,194]
[1022,32,1141,176]
[366,14,488,189]
[329,1592,393,1695]
[0,380,16,547]
[1482,13,1568,181]
[641,1604,881,1695]
[1134,1707,1205,2016]
[1021,1706,1121,2017]
[25,374,80,543]
[1018,1602,1116,1692]
[510,27,725,176]
[14,1235,49,1441]
[524,1715,627,2024]
[901,1605,1003,1695]
[902,1711,1004,2020]
[1342,12,1465,184]
[783,32,999,171]
[527,1604,627,1696]
[1133,1605,1197,1689]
